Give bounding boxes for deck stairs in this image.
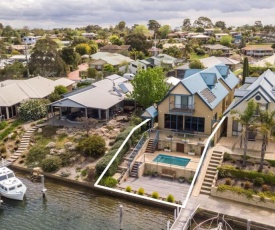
[129,162,142,178]
[200,151,224,195]
[145,139,155,153]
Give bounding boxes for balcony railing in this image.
[169,102,195,114]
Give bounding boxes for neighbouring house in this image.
[22,36,37,45]
[128,59,153,74]
[215,33,229,42]
[81,33,97,39]
[146,53,178,69]
[148,46,163,56]
[190,34,210,41]
[0,76,75,119]
[252,54,275,67]
[204,28,217,36]
[241,45,274,57]
[100,45,131,54]
[174,56,240,78]
[48,74,135,122]
[158,64,239,135]
[224,70,275,137]
[90,52,133,69]
[203,44,232,56]
[9,54,30,63]
[162,43,185,50]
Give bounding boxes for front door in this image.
[176,143,185,153]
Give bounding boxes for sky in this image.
[1,0,275,29]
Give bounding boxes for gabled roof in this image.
[0,84,29,106]
[141,106,158,119]
[204,44,232,50]
[224,70,275,115]
[90,52,133,66]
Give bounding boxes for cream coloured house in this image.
[224,70,275,137]
[158,64,239,135]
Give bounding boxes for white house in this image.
[215,33,229,41]
[22,36,37,45]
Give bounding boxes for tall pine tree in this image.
[242,57,249,85]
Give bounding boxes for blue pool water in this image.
[153,154,190,167]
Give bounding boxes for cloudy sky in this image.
[1,0,275,29]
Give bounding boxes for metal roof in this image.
[0,84,29,106]
[141,106,158,118]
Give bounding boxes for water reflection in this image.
[0,174,173,230]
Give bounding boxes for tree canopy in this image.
[220,35,232,47]
[125,33,151,53]
[147,20,161,31]
[29,37,66,77]
[189,59,205,69]
[60,46,81,70]
[130,67,169,108]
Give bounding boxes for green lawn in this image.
[189,53,209,60]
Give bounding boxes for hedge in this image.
[96,126,140,176]
[217,184,254,199]
[218,165,275,185]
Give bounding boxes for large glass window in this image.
[184,116,205,132]
[164,114,183,130]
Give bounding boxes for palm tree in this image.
[231,100,257,167]
[257,110,275,172]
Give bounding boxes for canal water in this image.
[0,174,173,230]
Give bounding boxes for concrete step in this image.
[207,166,217,171]
[204,177,213,183]
[202,181,213,187]
[212,156,222,161]
[205,173,215,179]
[16,150,25,154]
[209,162,219,167]
[201,185,211,191]
[10,155,19,160]
[200,189,211,195]
[212,153,223,158]
[7,158,15,163]
[14,153,22,156]
[210,159,220,164]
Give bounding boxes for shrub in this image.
[99,176,118,188]
[217,185,254,199]
[244,181,252,190]
[151,191,159,199]
[41,156,62,172]
[166,194,175,203]
[254,177,265,186]
[0,121,8,130]
[223,152,231,161]
[77,135,106,158]
[81,169,88,177]
[138,187,145,195]
[225,178,232,185]
[26,146,48,166]
[267,160,275,167]
[126,186,132,192]
[262,184,270,192]
[0,146,6,153]
[18,99,48,121]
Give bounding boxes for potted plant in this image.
[153,171,158,177]
[164,146,171,152]
[178,176,185,183]
[188,145,195,155]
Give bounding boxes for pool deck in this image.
[118,175,190,202]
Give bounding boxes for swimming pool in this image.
[153,154,190,167]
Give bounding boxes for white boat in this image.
[0,166,27,201]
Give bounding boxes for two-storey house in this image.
[158,64,239,135]
[224,70,275,137]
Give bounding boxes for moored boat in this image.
[0,166,27,201]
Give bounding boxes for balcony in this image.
[169,101,195,114]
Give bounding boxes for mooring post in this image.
[0,194,3,206]
[119,204,123,230]
[41,175,47,199]
[247,219,251,230]
[167,220,170,230]
[174,209,177,221]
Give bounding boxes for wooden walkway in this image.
[119,176,190,202]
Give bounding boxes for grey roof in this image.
[63,85,95,98]
[50,74,133,110]
[224,69,275,115]
[90,52,133,66]
[216,57,239,65]
[204,44,232,50]
[0,76,74,107]
[245,77,258,84]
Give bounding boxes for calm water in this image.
[153,154,190,167]
[0,173,173,230]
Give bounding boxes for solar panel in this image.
[118,83,129,93]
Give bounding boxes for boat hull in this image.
[0,185,27,201]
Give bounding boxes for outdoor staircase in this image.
[145,139,155,153]
[200,151,224,195]
[7,124,44,164]
[129,162,142,178]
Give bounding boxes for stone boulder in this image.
[37,128,42,133]
[46,142,56,149]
